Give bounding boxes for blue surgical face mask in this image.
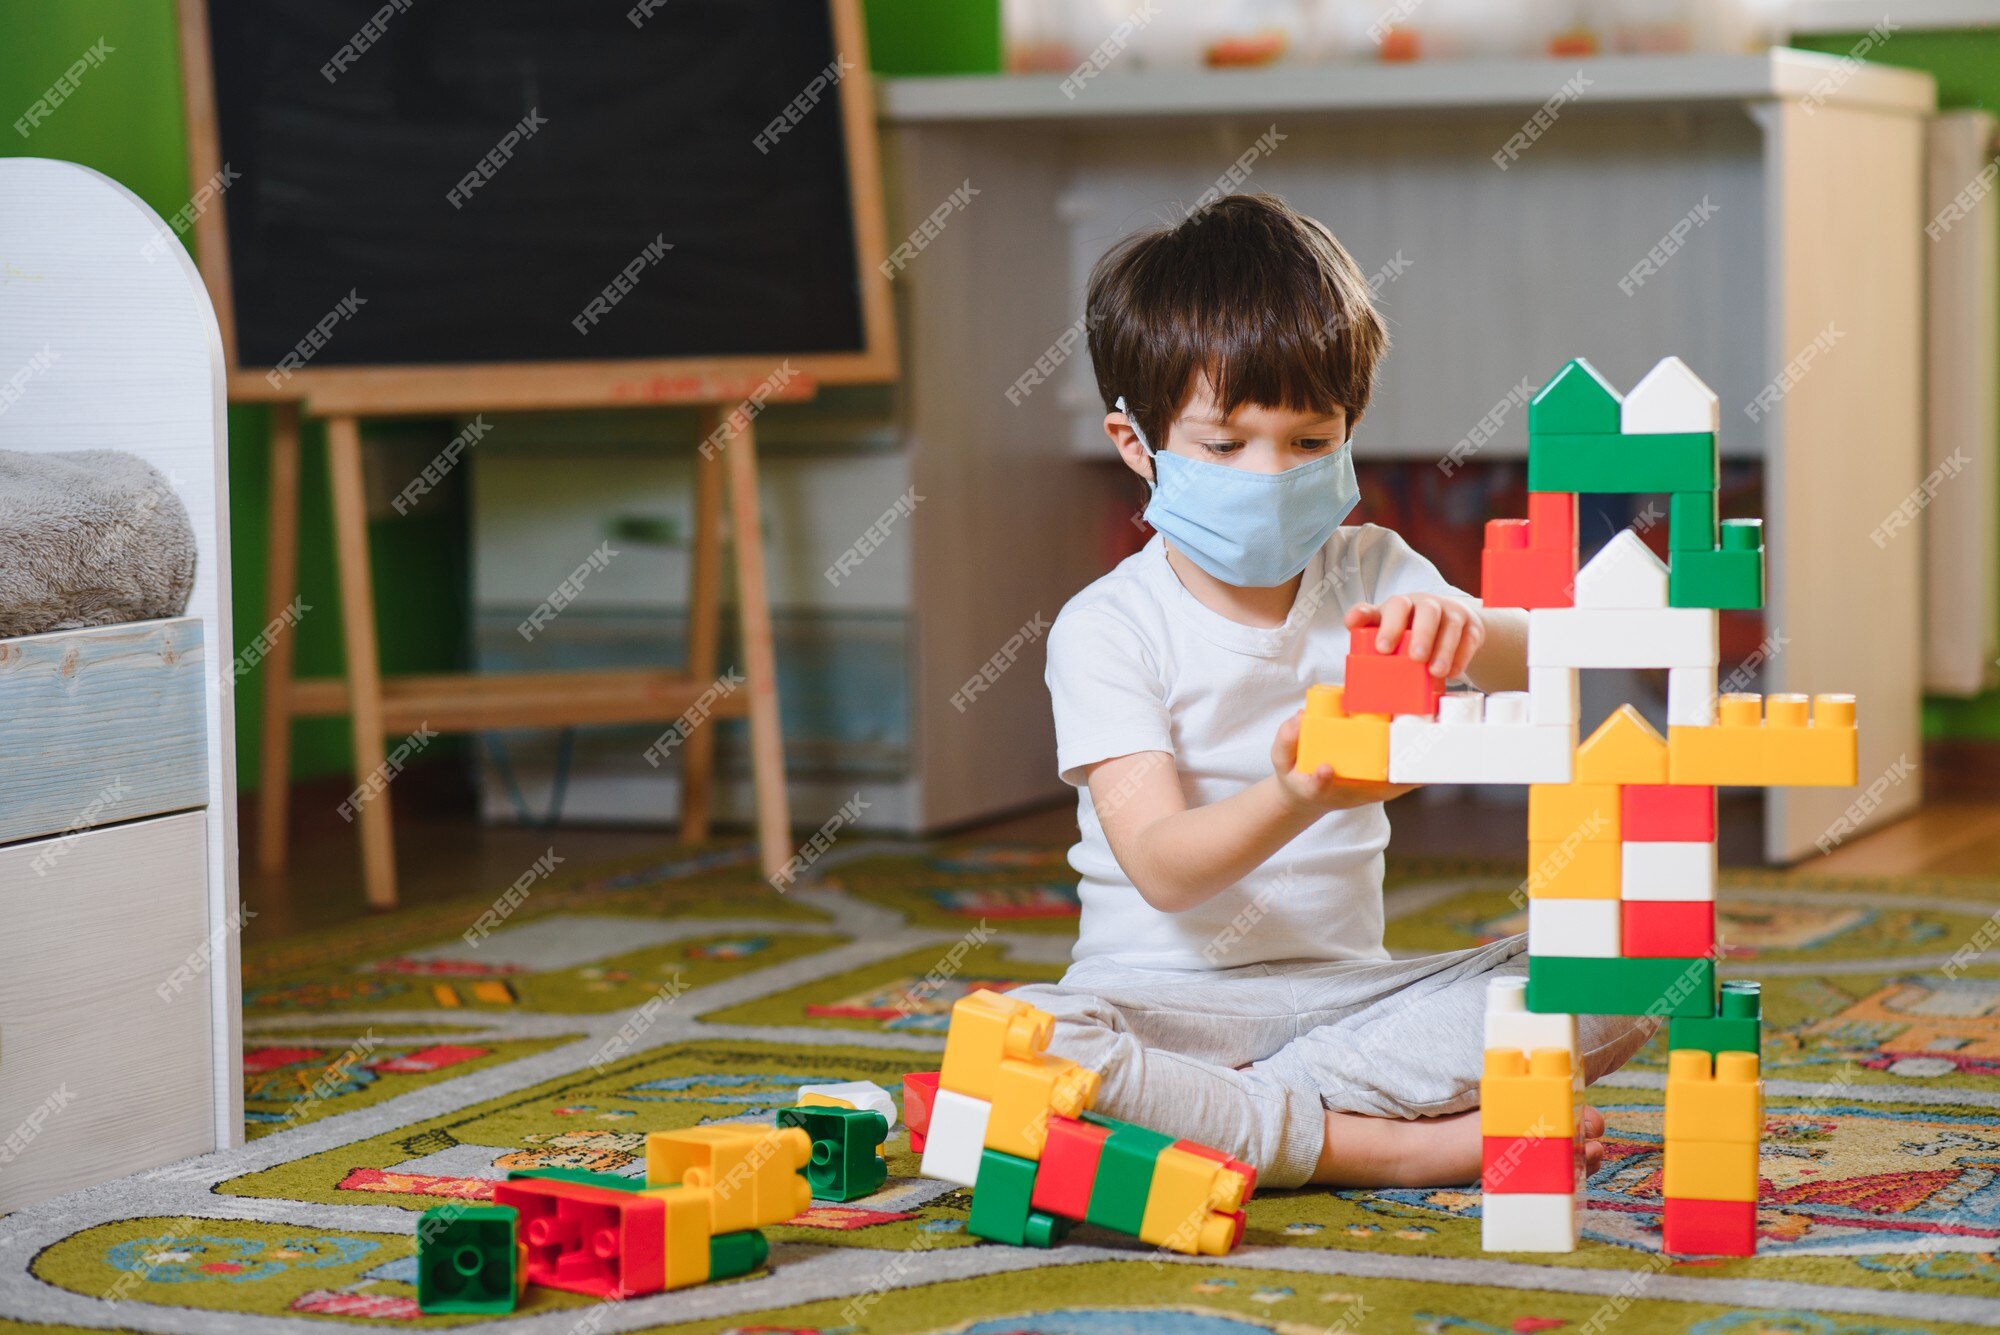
[1120,396,1360,588]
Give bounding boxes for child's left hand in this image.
[1346,594,1485,680]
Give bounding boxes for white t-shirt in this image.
[1045,526,1468,971]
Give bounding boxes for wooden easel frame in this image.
[176,0,897,907]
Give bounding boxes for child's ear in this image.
[1345,408,1363,441]
[1105,411,1155,482]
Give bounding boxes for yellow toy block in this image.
[1527,783,1621,843]
[1295,684,1390,782]
[1480,1048,1578,1139]
[1663,1050,1762,1144]
[1663,1137,1759,1202]
[1137,1145,1249,1256]
[1668,693,1857,786]
[940,989,1054,1101]
[1525,839,1620,899]
[645,1125,812,1233]
[640,1180,715,1289]
[1575,705,1669,784]
[986,1053,1102,1160]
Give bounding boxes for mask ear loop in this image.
[1114,396,1159,487]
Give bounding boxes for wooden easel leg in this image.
[257,402,301,875]
[721,418,793,880]
[680,415,726,843]
[325,416,399,910]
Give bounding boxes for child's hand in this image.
[1272,710,1413,811]
[1346,594,1485,680]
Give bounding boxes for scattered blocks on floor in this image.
[778,1104,888,1203]
[1622,784,1716,842]
[1621,899,1716,958]
[1344,629,1446,718]
[498,1177,670,1299]
[1669,980,1762,1059]
[940,989,1054,1102]
[967,1147,1041,1246]
[920,1087,995,1188]
[987,1048,1101,1159]
[645,1124,812,1234]
[1295,684,1390,781]
[416,1205,520,1314]
[1575,705,1669,784]
[1667,693,1858,786]
[1527,954,1716,1018]
[904,1071,940,1153]
[798,1079,897,1127]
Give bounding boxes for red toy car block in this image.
[1622,900,1716,959]
[1171,1138,1259,1202]
[1622,784,1716,841]
[496,1177,666,1298]
[1481,1134,1579,1195]
[1662,1196,1756,1256]
[1030,1115,1109,1221]
[903,1071,941,1153]
[1344,630,1445,717]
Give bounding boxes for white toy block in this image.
[1526,608,1719,669]
[1620,840,1718,901]
[1388,691,1573,784]
[1621,355,1720,433]
[1668,666,1717,727]
[1574,530,1669,610]
[799,1080,898,1128]
[1529,667,1579,725]
[1481,1190,1580,1253]
[1483,976,1577,1055]
[1528,898,1620,958]
[918,1088,992,1187]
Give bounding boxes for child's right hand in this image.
[1271,710,1414,811]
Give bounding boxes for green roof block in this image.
[1529,358,1624,435]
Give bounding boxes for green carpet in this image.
[2,839,1997,1333]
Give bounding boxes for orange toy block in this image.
[1480,1048,1578,1139]
[1575,705,1669,784]
[1667,694,1857,786]
[1295,684,1389,782]
[986,1053,1101,1160]
[940,989,1054,1101]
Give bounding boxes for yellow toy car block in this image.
[1137,1144,1250,1256]
[1527,783,1621,844]
[645,1125,812,1233]
[1295,684,1390,782]
[1480,1048,1578,1139]
[940,989,1055,1102]
[1663,1050,1762,1144]
[1663,1137,1759,1202]
[1524,839,1620,899]
[1574,705,1669,784]
[986,1053,1101,1160]
[1668,693,1857,786]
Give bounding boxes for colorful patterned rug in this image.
[2,839,1997,1334]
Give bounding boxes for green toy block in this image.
[1529,358,1623,435]
[1527,955,1716,1018]
[416,1204,518,1314]
[1023,1209,1073,1248]
[708,1229,769,1279]
[1669,538,1764,610]
[1528,433,1717,494]
[506,1167,644,1192]
[1669,492,1717,552]
[967,1147,1039,1245]
[1082,1112,1175,1236]
[1669,979,1762,1058]
[778,1105,888,1202]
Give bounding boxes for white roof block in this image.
[1574,530,1670,609]
[1621,355,1720,433]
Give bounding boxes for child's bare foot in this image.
[1312,1106,1607,1188]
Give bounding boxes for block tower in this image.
[1300,356,1856,1257]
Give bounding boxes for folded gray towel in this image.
[0,450,196,638]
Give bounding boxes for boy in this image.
[1010,194,1652,1191]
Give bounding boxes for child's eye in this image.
[1295,437,1339,452]
[1198,440,1245,458]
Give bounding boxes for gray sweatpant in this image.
[1007,934,1657,1191]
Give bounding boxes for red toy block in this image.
[1481,492,1578,610]
[495,1177,666,1298]
[1030,1115,1109,1221]
[1481,1135,1579,1195]
[1171,1138,1259,1202]
[1526,491,1578,551]
[903,1071,940,1153]
[1662,1196,1756,1256]
[1622,900,1716,958]
[1622,784,1716,842]
[1344,630,1445,717]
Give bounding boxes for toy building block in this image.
[1667,666,1717,727]
[967,1146,1042,1246]
[1622,899,1715,958]
[1528,954,1716,1018]
[1669,979,1761,1059]
[1082,1112,1176,1236]
[799,1079,898,1128]
[498,1176,668,1298]
[1170,1138,1259,1203]
[1345,629,1446,718]
[1525,838,1620,899]
[940,989,1053,1102]
[1482,1190,1581,1252]
[1574,530,1669,609]
[1664,1137,1759,1202]
[1388,691,1575,784]
[417,1204,520,1314]
[1030,1115,1109,1221]
[1620,839,1717,901]
[1622,784,1716,842]
[1481,1132,1580,1195]
[904,1071,940,1152]
[1667,693,1857,787]
[987,1049,1101,1159]
[919,1087,994,1188]
[1529,357,1623,434]
[1664,1050,1761,1143]
[1529,432,1716,495]
[654,1183,720,1291]
[1529,666,1579,724]
[1482,492,1579,610]
[1669,491,1717,553]
[645,1124,812,1233]
[1528,897,1620,958]
[778,1105,888,1203]
[508,1167,644,1192]
[1575,705,1669,784]
[1671,521,1765,611]
[1480,1048,1579,1140]
[707,1230,769,1281]
[1662,1195,1755,1256]
[1622,356,1720,434]
[1138,1144,1251,1255]
[1295,684,1390,781]
[1527,608,1719,669]
[1484,976,1577,1055]
[1527,783,1620,845]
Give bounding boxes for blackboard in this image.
[197,0,882,379]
